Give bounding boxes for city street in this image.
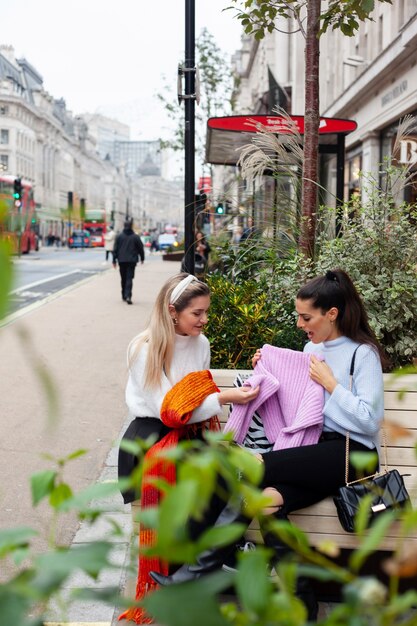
[9,245,112,314]
[0,254,181,593]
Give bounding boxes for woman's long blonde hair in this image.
[128,273,210,388]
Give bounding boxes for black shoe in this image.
[126,298,132,304]
[150,565,203,586]
[222,541,256,573]
[122,296,126,301]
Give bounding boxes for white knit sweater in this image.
[125,333,222,423]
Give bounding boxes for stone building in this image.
[0,46,183,240]
[0,45,129,239]
[213,3,417,231]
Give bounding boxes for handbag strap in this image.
[344,346,388,486]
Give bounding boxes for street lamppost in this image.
[180,0,196,274]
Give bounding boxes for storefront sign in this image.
[207,115,357,135]
[392,135,417,166]
[381,80,408,107]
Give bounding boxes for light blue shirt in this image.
[304,336,384,451]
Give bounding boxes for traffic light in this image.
[195,192,207,213]
[13,177,22,208]
[215,202,225,215]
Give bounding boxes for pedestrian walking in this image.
[149,229,159,253]
[103,226,115,262]
[117,272,259,623]
[113,218,145,305]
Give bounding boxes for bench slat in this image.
[245,529,417,551]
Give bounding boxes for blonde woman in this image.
[118,272,259,623]
[118,272,258,502]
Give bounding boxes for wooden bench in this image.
[211,369,417,552]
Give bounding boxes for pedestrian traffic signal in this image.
[13,177,22,208]
[215,202,225,215]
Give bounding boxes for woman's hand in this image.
[219,385,260,406]
[251,349,262,369]
[309,355,337,393]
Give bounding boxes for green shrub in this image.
[206,245,308,368]
[206,167,417,370]
[314,169,417,369]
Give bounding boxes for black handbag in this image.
[333,348,411,533]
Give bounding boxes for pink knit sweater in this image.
[225,345,324,450]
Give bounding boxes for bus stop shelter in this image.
[205,114,358,210]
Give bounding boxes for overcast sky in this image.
[0,0,243,145]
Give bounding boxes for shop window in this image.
[346,154,362,220]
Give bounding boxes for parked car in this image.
[158,233,178,250]
[68,230,91,248]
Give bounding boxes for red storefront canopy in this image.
[206,115,357,166]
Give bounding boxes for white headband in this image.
[169,275,198,305]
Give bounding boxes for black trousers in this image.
[261,433,374,514]
[119,262,136,300]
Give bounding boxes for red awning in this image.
[206,115,357,166]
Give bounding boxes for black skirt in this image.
[118,416,171,504]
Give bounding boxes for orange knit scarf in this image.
[118,369,220,624]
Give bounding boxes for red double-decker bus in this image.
[0,175,38,254]
[83,209,107,247]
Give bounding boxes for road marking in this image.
[10,270,80,294]
[1,271,110,329]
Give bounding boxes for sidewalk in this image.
[1,255,181,623]
[48,258,182,625]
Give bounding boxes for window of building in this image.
[0,105,9,116]
[399,0,405,28]
[0,129,9,144]
[378,15,384,53]
[0,154,9,171]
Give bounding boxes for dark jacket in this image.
[113,228,145,264]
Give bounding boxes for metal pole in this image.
[183,0,195,274]
[335,134,345,237]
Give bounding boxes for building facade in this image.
[224,3,417,225]
[320,1,417,204]
[0,46,183,240]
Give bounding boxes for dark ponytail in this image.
[297,269,390,369]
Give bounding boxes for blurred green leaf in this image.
[0,241,13,321]
[49,482,73,508]
[350,451,379,474]
[143,570,233,626]
[33,542,114,593]
[0,588,34,626]
[236,548,273,614]
[0,527,37,557]
[196,522,247,554]
[350,510,397,571]
[31,470,56,506]
[59,479,126,512]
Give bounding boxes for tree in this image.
[228,0,392,256]
[157,27,235,174]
